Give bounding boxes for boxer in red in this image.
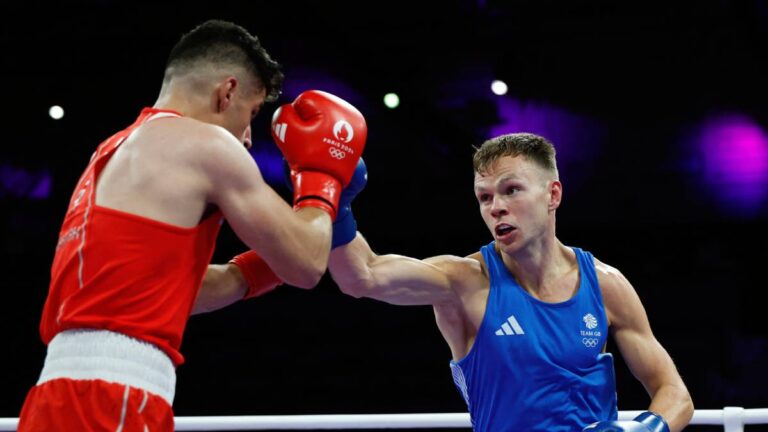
[18,20,367,431]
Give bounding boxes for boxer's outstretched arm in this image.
[597,260,694,432]
[329,233,464,306]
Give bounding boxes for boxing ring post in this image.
[1,408,767,431]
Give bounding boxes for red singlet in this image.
[39,107,223,366]
[20,108,226,431]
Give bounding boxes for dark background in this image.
[1,0,767,430]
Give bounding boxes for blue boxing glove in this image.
[583,411,670,432]
[283,158,367,249]
[332,158,367,249]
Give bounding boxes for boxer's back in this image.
[96,112,218,228]
[41,108,223,366]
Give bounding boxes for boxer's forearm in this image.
[328,233,377,295]
[328,234,456,306]
[192,264,247,315]
[648,384,694,432]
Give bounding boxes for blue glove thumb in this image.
[332,158,367,249]
[582,420,651,431]
[582,411,669,432]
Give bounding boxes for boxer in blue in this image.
[328,133,693,431]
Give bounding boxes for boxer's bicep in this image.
[199,132,287,246]
[369,254,458,305]
[330,235,459,306]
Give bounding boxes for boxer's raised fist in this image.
[272,90,367,219]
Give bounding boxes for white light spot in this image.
[383,93,400,109]
[49,105,65,120]
[491,80,508,96]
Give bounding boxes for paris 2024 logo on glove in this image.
[324,120,355,160]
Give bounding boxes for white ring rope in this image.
[1,408,767,431]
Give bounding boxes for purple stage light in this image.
[489,98,606,188]
[435,67,606,191]
[0,164,52,200]
[279,67,365,108]
[249,143,286,188]
[692,114,768,217]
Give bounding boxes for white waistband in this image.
[38,329,176,404]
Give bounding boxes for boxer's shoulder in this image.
[132,116,234,149]
[424,252,487,293]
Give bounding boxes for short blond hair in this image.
[472,133,558,178]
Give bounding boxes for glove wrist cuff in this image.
[229,251,283,299]
[294,198,337,220]
[331,208,358,249]
[292,171,341,220]
[634,411,670,432]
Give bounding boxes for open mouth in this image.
[495,224,516,237]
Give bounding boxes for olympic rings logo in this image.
[329,148,346,159]
[582,338,598,348]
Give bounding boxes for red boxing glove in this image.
[229,251,282,299]
[271,90,367,220]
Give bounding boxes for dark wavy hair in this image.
[165,19,284,102]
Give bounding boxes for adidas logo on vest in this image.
[495,315,525,336]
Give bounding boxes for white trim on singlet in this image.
[76,153,97,289]
[37,329,176,404]
[144,111,181,122]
